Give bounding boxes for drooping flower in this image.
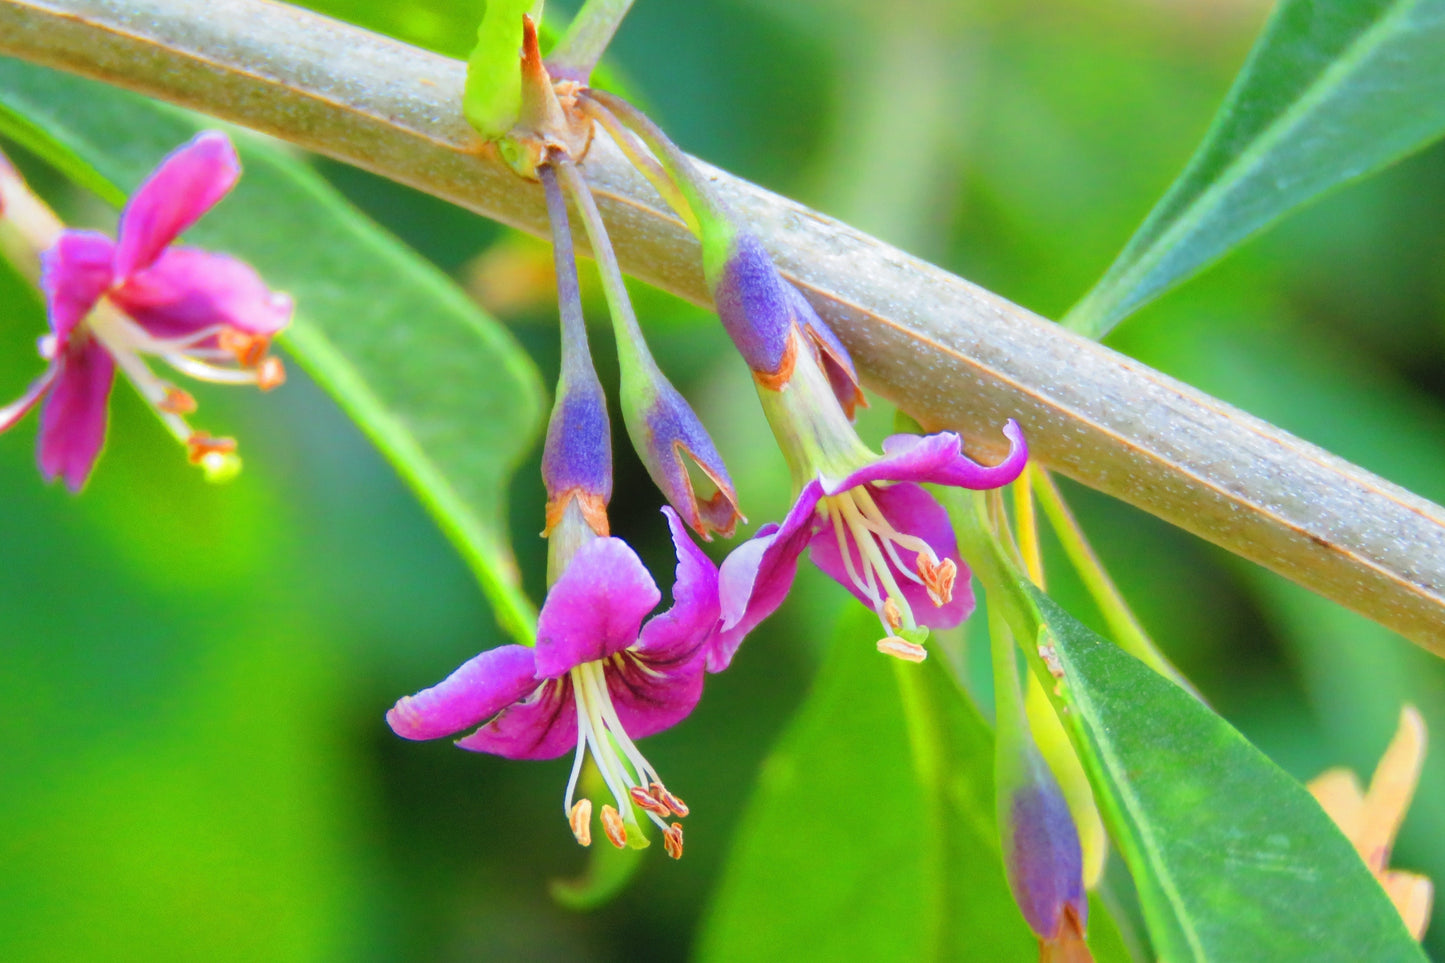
[388,508,717,856]
[575,91,1026,664]
[0,131,291,489]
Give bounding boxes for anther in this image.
[159,387,197,414]
[256,357,286,392]
[917,555,957,607]
[629,786,672,818]
[878,636,928,663]
[568,799,593,847]
[600,804,628,849]
[663,823,684,860]
[650,782,689,818]
[186,431,238,464]
[218,329,270,368]
[882,597,903,632]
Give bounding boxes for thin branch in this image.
[3,0,1445,655]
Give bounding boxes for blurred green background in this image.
[3,0,1444,958]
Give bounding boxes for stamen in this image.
[651,782,689,818]
[878,636,928,663]
[218,328,271,368]
[159,387,197,414]
[186,431,237,465]
[569,799,593,847]
[630,786,672,818]
[916,555,957,607]
[882,597,903,632]
[663,823,685,860]
[256,357,286,392]
[600,804,628,849]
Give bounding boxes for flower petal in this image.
[113,131,240,278]
[40,230,115,343]
[455,677,580,760]
[37,337,115,492]
[386,643,540,741]
[610,648,706,740]
[855,420,1028,493]
[533,537,662,678]
[111,246,293,340]
[808,482,973,630]
[634,508,721,664]
[712,481,824,671]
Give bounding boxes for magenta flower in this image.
[0,131,292,490]
[387,509,717,856]
[714,420,1027,669]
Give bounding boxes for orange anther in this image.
[663,823,684,860]
[882,597,903,632]
[629,786,672,818]
[568,799,593,847]
[256,356,286,392]
[917,555,957,607]
[878,636,928,663]
[159,387,197,414]
[217,328,270,368]
[186,431,238,465]
[600,804,627,849]
[650,782,689,819]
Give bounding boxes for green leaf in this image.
[0,100,125,208]
[464,0,545,140]
[1065,0,1445,337]
[0,61,546,642]
[700,609,1130,962]
[1026,585,1426,962]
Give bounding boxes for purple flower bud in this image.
[1003,779,1089,948]
[624,373,742,540]
[541,374,612,536]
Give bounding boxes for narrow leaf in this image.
[0,61,546,641]
[700,609,1130,961]
[1026,584,1427,962]
[1066,0,1445,337]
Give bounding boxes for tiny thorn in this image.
[600,804,627,849]
[569,798,593,847]
[878,636,927,663]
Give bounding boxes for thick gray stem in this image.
[3,0,1445,654]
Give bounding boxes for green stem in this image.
[546,0,634,82]
[1030,466,1196,694]
[576,95,700,234]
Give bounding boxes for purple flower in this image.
[714,421,1027,669]
[387,508,718,856]
[0,131,292,490]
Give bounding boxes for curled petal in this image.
[635,507,721,664]
[807,482,973,630]
[40,230,115,343]
[456,677,580,760]
[112,246,293,340]
[713,482,823,671]
[37,338,115,492]
[386,644,540,741]
[114,131,240,278]
[533,537,662,678]
[864,420,1028,492]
